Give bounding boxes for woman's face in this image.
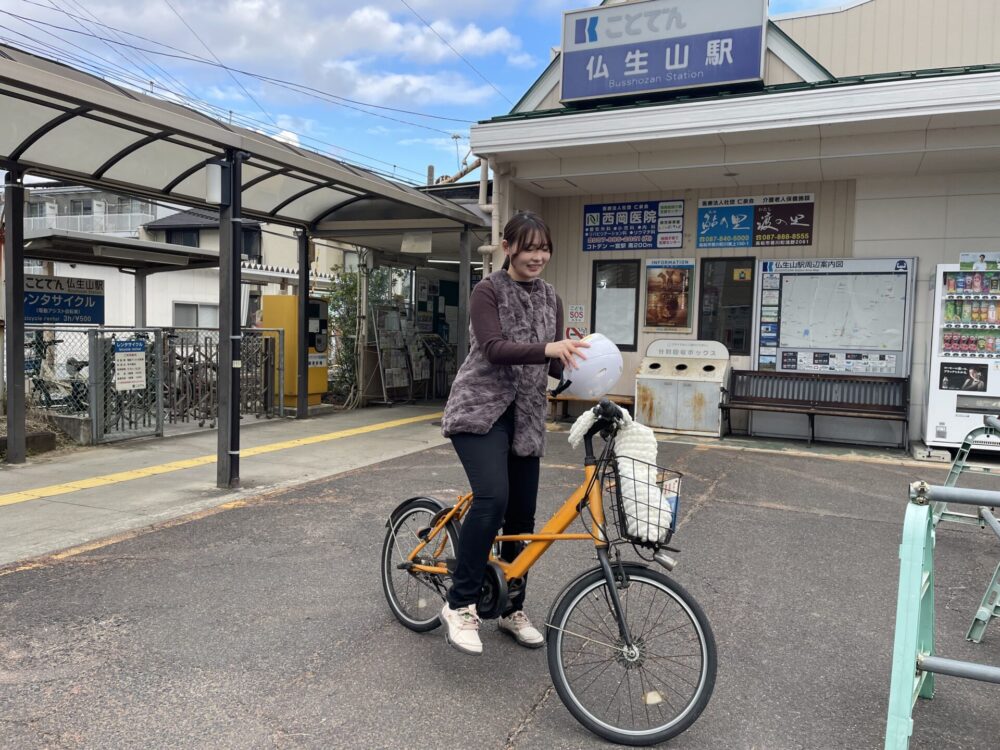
[505,230,551,282]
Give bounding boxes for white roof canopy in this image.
[0,44,487,233]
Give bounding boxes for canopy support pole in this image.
[3,167,26,464]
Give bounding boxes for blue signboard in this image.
[114,340,146,354]
[24,274,105,325]
[696,205,753,249]
[583,200,684,252]
[562,0,767,103]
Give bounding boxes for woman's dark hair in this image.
[501,210,553,270]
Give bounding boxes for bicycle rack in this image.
[884,481,1000,750]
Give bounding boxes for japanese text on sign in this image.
[24,274,105,325]
[562,0,767,102]
[697,194,815,249]
[583,200,684,251]
[113,340,146,392]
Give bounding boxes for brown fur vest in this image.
[441,270,557,457]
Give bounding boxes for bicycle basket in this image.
[601,456,681,547]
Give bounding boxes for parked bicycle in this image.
[23,334,88,414]
[381,399,716,745]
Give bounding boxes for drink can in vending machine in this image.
[947,274,957,292]
[945,300,956,322]
[974,273,983,293]
[958,274,966,292]
[966,273,975,291]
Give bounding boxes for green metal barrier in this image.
[884,482,1000,750]
[934,416,1000,642]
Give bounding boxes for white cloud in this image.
[273,130,301,146]
[506,52,537,69]
[321,60,494,106]
[205,85,248,102]
[398,135,469,154]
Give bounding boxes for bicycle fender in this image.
[386,496,449,529]
[545,562,651,629]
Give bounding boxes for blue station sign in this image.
[561,0,767,103]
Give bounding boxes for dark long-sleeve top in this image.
[471,279,564,380]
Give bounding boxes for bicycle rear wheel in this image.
[547,563,716,746]
[380,499,459,632]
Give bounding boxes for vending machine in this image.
[923,264,1000,450]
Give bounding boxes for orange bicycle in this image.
[380,400,716,745]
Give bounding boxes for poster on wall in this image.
[697,194,814,249]
[644,258,694,332]
[583,200,684,251]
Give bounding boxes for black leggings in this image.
[446,404,539,614]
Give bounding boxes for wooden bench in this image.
[719,369,910,449]
[548,393,635,423]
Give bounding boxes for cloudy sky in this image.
[0,0,844,185]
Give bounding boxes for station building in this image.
[471,0,1000,448]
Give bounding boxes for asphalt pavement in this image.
[1,425,999,749]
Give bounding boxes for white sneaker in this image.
[440,604,482,655]
[498,610,544,648]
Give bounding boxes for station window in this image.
[697,257,755,355]
[173,303,219,328]
[591,259,640,352]
[25,202,45,217]
[69,198,92,215]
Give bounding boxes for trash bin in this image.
[635,339,730,436]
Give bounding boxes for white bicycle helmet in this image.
[562,333,623,399]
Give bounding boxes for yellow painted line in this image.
[0,412,442,508]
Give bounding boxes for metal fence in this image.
[162,328,284,427]
[22,326,285,444]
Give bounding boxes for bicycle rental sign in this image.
[24,274,105,325]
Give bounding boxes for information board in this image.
[779,273,908,351]
[113,340,146,392]
[752,258,916,377]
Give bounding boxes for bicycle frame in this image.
[406,462,607,581]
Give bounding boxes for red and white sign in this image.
[568,304,585,325]
[566,327,589,340]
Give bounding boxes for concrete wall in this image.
[537,180,856,396]
[853,171,1000,437]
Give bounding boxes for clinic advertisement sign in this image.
[561,0,767,103]
[697,194,814,249]
[24,274,105,325]
[583,200,684,251]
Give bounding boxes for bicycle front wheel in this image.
[547,564,716,746]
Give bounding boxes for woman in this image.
[439,211,589,656]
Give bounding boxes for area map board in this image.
[752,258,917,378]
[561,0,767,103]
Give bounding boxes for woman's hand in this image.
[545,339,590,370]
